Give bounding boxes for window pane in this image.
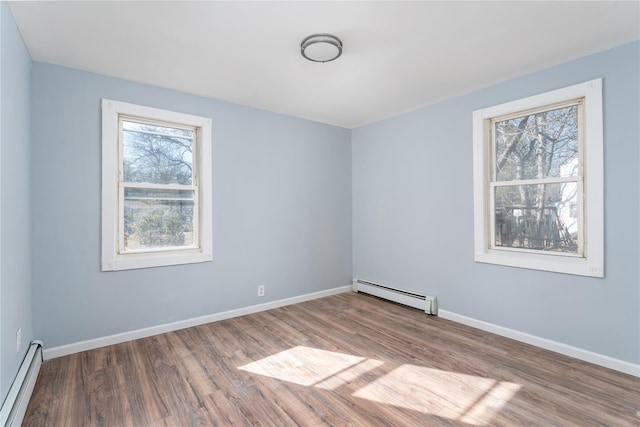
[123,188,195,251]
[494,182,578,253]
[495,106,579,181]
[123,120,193,185]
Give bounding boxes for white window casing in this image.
[472,79,604,277]
[102,99,213,271]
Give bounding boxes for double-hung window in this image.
[102,99,212,271]
[472,79,603,277]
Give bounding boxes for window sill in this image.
[102,251,212,271]
[475,249,603,278]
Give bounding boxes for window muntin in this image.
[472,79,603,277]
[102,99,212,271]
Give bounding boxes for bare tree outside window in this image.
[492,105,580,254]
[121,121,196,251]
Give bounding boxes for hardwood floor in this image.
[23,292,639,426]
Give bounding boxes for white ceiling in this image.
[8,1,640,129]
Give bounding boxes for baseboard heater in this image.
[0,341,43,427]
[352,278,437,315]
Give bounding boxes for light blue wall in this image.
[353,41,640,364]
[0,2,33,403]
[30,63,352,348]
[7,5,639,373]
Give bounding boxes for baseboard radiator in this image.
[352,279,437,315]
[0,341,43,427]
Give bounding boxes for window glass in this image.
[494,105,579,181]
[490,102,581,256]
[493,182,578,254]
[123,188,195,251]
[122,119,194,185]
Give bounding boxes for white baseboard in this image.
[43,287,639,378]
[439,309,640,378]
[43,285,351,360]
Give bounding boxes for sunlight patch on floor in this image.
[238,345,381,388]
[238,345,521,425]
[353,364,521,425]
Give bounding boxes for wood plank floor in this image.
[23,292,639,426]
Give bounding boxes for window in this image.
[102,99,212,271]
[472,79,603,277]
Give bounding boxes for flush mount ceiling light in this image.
[301,34,343,63]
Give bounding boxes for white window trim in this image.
[101,99,213,271]
[472,79,604,277]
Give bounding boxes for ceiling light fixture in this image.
[301,34,343,63]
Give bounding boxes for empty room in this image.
[1,1,639,426]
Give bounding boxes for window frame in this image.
[102,99,213,271]
[472,79,604,277]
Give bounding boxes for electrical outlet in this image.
[16,329,22,352]
[258,285,265,297]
